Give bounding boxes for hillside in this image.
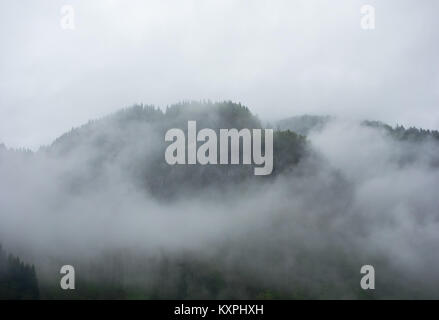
[1,101,439,299]
[42,101,307,199]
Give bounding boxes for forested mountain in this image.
[40,101,307,200]
[1,101,439,299]
[277,115,439,142]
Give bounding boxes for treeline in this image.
[42,101,308,200]
[276,115,332,136]
[363,120,439,142]
[4,101,438,201]
[0,245,39,299]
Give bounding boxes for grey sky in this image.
[0,0,438,149]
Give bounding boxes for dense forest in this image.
[1,101,439,299]
[0,245,39,299]
[43,101,308,200]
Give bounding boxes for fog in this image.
[1,104,438,298]
[1,0,439,149]
[1,0,438,299]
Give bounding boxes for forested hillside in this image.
[42,101,308,200]
[1,101,439,299]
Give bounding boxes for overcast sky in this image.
[0,0,438,149]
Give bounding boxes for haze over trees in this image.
[0,101,438,299]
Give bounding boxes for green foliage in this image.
[41,101,308,200]
[273,130,307,174]
[277,115,332,136]
[362,120,439,142]
[0,245,39,299]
